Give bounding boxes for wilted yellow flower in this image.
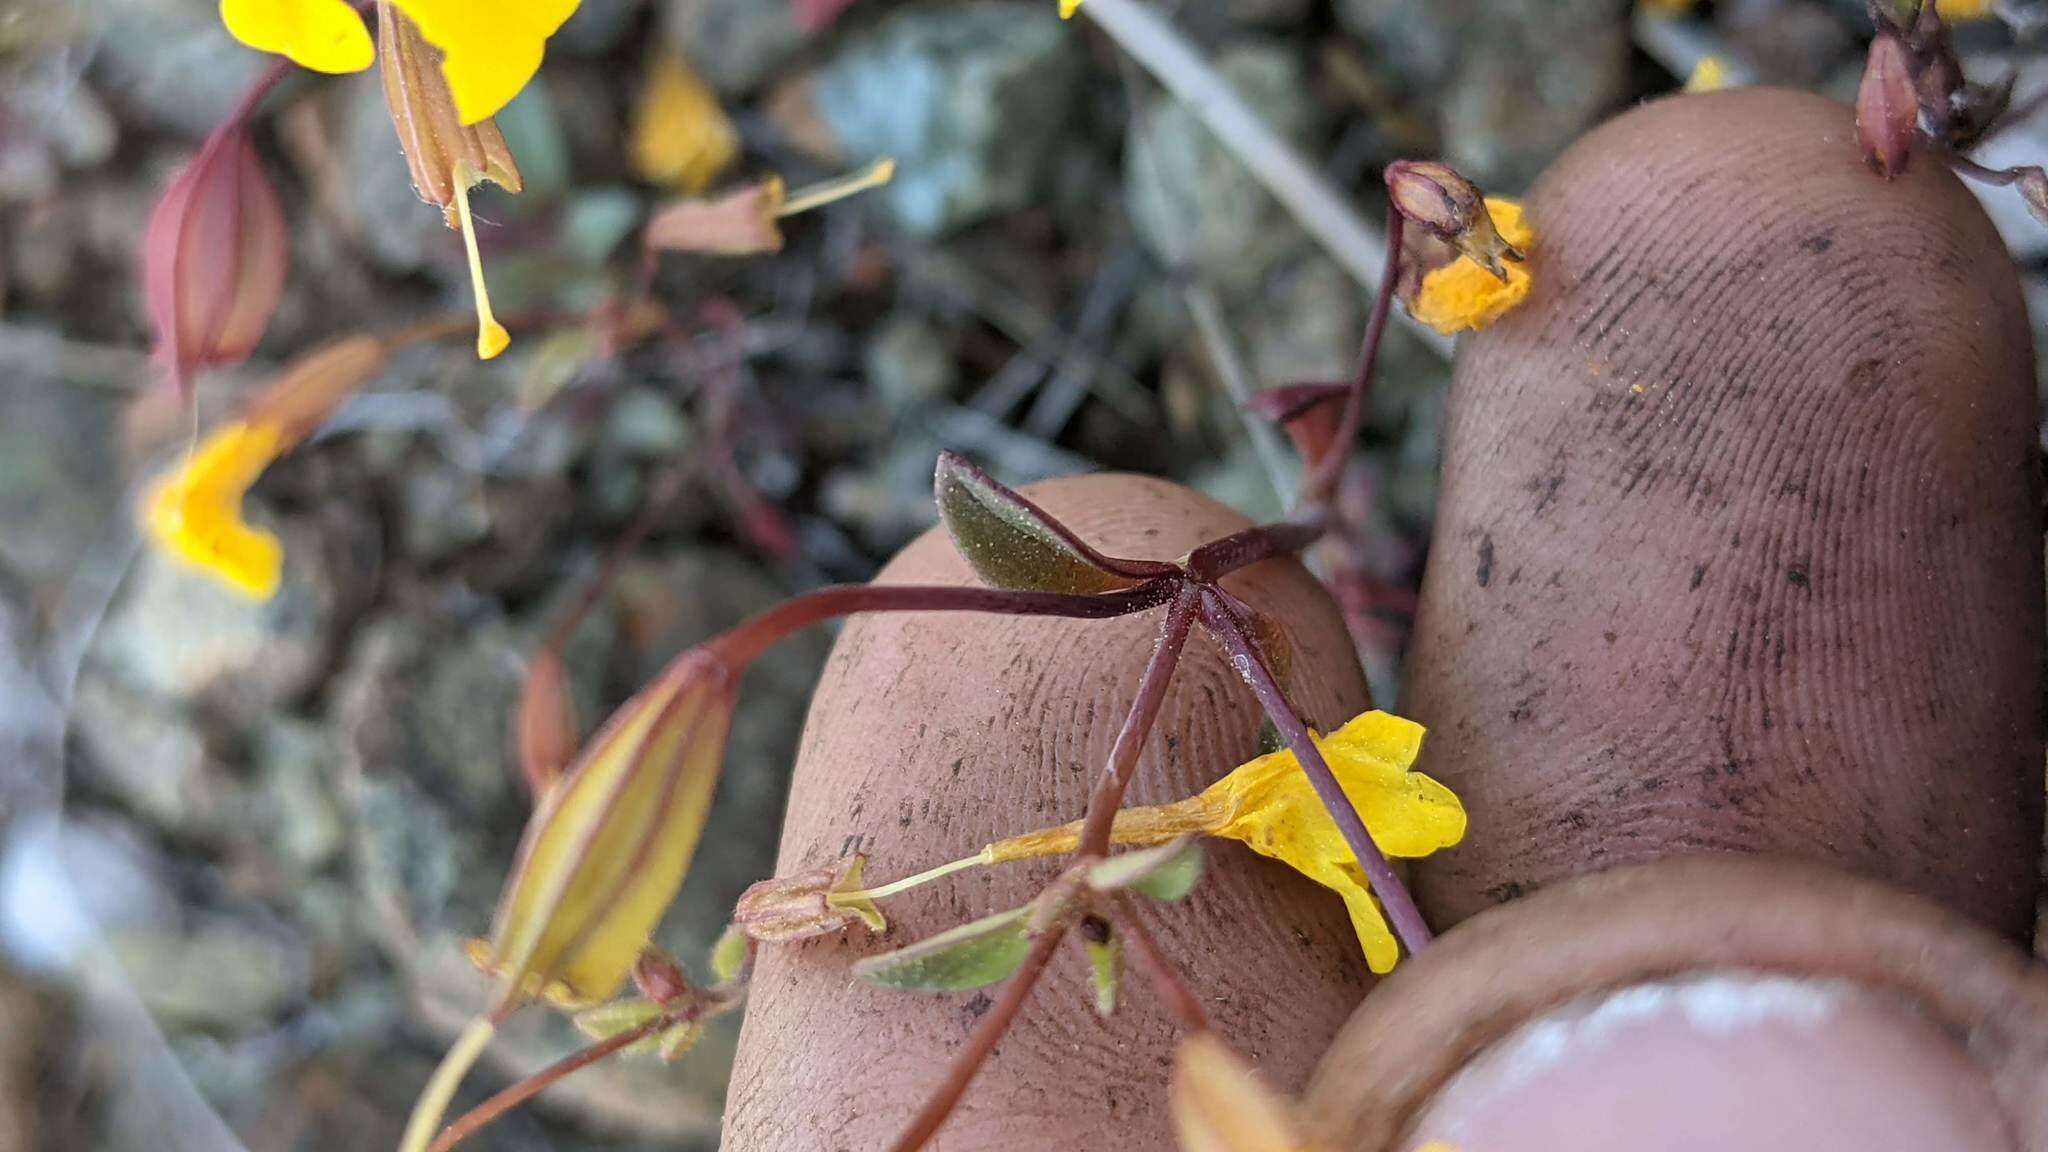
[631,53,739,193]
[1411,198,1534,337]
[830,711,1463,974]
[1686,55,1728,92]
[221,0,581,125]
[141,334,391,600]
[142,421,289,599]
[1171,1031,1319,1152]
[471,652,737,1008]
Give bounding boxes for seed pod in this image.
[142,124,288,401]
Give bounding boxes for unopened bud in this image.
[1857,34,1919,178]
[1384,159,1523,280]
[143,124,289,402]
[631,949,694,1006]
[377,0,521,359]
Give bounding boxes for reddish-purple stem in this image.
[1299,214,1404,507]
[1183,516,1328,582]
[884,925,1069,1152]
[425,1013,671,1152]
[705,579,1179,669]
[1195,587,1432,959]
[1078,584,1200,856]
[1116,896,1208,1032]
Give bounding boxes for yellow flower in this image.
[1686,55,1728,93]
[979,711,1464,973]
[1411,198,1534,337]
[1937,0,1994,18]
[220,0,581,125]
[470,653,737,1009]
[219,0,375,74]
[631,52,739,194]
[142,421,289,599]
[1060,0,1084,17]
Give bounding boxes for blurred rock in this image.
[1127,43,1323,292]
[68,675,213,834]
[1336,0,1630,186]
[553,0,649,57]
[90,522,337,712]
[1242,254,1366,388]
[864,313,959,410]
[0,330,131,589]
[664,0,809,94]
[800,1,1085,235]
[90,0,267,138]
[107,919,306,1033]
[248,717,347,874]
[399,462,492,566]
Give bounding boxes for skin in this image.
[1302,857,2048,1152]
[721,474,1372,1151]
[1401,88,2045,936]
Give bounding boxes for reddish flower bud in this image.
[630,948,695,1007]
[1857,34,1920,179]
[143,125,288,402]
[1384,159,1523,280]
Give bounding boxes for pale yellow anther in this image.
[776,158,899,219]
[452,163,511,360]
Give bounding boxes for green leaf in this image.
[1087,838,1205,903]
[853,905,1034,992]
[1086,930,1122,1017]
[933,452,1155,595]
[710,924,751,984]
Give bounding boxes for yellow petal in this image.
[1411,198,1534,336]
[479,655,735,1006]
[219,0,375,73]
[1685,55,1728,93]
[141,421,289,600]
[1203,711,1464,973]
[631,52,739,193]
[1937,0,1995,19]
[1060,0,1084,17]
[388,0,582,125]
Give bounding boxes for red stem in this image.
[1195,588,1432,959]
[424,1014,670,1152]
[1116,896,1208,1032]
[704,578,1179,669]
[884,925,1069,1152]
[1183,515,1328,582]
[1299,214,1404,507]
[1077,585,1200,856]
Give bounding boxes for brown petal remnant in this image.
[1383,159,1522,280]
[732,856,886,943]
[376,0,521,359]
[143,123,289,401]
[1398,89,2042,936]
[1856,33,1918,178]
